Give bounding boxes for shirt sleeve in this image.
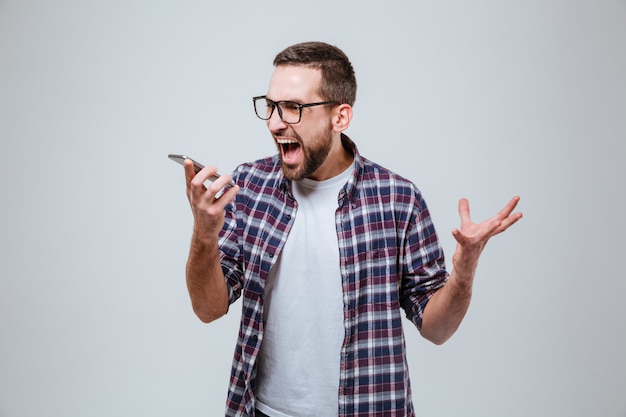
[399,193,449,330]
[216,161,248,309]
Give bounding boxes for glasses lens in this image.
[254,97,272,120]
[253,98,302,123]
[278,101,302,124]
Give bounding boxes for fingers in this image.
[454,196,522,242]
[457,198,471,225]
[452,218,502,245]
[458,196,521,223]
[183,159,238,204]
[492,196,523,235]
[496,196,521,220]
[495,211,523,235]
[451,228,466,245]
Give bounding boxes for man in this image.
[181,41,522,417]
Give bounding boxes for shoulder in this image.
[233,155,282,186]
[357,155,424,201]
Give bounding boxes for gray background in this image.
[1,1,625,416]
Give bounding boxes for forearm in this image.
[185,233,229,323]
[420,269,474,345]
[420,196,522,344]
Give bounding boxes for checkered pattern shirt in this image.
[218,135,448,416]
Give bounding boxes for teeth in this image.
[277,138,298,145]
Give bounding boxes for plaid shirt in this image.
[218,135,448,416]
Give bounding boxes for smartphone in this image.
[168,154,236,186]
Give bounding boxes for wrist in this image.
[449,267,475,293]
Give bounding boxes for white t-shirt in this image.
[256,165,353,417]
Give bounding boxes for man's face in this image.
[266,65,334,181]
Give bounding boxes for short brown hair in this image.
[273,41,357,106]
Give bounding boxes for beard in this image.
[275,125,334,181]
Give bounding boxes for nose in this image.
[267,107,288,132]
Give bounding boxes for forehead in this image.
[267,65,322,101]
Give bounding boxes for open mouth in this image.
[277,138,302,165]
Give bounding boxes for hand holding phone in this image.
[168,154,236,187]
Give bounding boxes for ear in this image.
[331,104,353,133]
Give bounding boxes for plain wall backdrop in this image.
[1,1,625,416]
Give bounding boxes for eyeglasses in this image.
[253,95,339,124]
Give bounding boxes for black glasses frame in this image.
[253,95,339,124]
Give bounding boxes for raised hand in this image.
[451,196,523,277]
[184,159,239,242]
